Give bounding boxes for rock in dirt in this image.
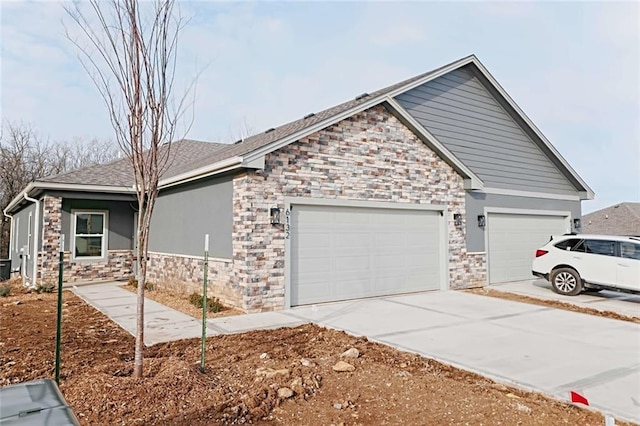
[516,402,532,414]
[277,387,294,399]
[340,348,360,359]
[300,358,315,367]
[333,403,343,410]
[506,393,520,399]
[13,301,21,305]
[259,352,269,360]
[255,367,290,378]
[332,361,355,372]
[491,383,508,391]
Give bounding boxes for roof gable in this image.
[395,65,579,196]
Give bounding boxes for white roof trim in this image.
[469,59,595,200]
[474,187,581,201]
[158,156,243,189]
[384,97,483,190]
[4,182,135,214]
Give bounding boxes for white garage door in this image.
[291,204,443,306]
[487,213,569,283]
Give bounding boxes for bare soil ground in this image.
[467,288,640,324]
[121,283,244,320]
[2,281,634,425]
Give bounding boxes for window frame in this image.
[71,210,109,261]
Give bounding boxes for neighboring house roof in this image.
[582,202,640,236]
[4,54,594,214]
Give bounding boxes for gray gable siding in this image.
[395,66,578,195]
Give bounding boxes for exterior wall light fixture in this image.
[477,215,486,228]
[573,218,581,230]
[453,213,463,227]
[270,207,281,226]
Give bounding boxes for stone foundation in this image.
[146,252,239,308]
[39,250,134,285]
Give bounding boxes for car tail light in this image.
[535,249,548,258]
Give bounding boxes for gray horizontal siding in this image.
[396,66,578,195]
[10,204,36,273]
[149,175,233,259]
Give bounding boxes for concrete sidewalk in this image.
[72,282,640,423]
[492,279,640,318]
[71,282,308,346]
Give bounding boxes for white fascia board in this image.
[384,97,484,190]
[4,182,135,214]
[158,156,243,189]
[474,187,581,201]
[241,56,478,165]
[469,58,595,200]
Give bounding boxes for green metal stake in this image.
[200,234,209,373]
[55,235,65,385]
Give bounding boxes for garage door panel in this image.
[488,213,567,284]
[291,204,443,306]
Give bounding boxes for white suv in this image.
[532,234,640,296]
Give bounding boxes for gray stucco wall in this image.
[10,203,36,273]
[149,175,233,258]
[395,65,579,195]
[61,199,134,251]
[466,192,582,252]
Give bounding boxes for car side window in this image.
[579,239,617,257]
[619,242,640,260]
[554,239,581,251]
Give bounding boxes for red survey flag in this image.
[570,391,589,406]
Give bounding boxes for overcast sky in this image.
[1,1,638,213]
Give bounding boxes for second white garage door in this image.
[487,213,569,284]
[290,204,443,306]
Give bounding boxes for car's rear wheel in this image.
[550,268,582,296]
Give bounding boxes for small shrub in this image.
[36,283,56,293]
[188,292,224,313]
[128,276,154,291]
[0,283,11,297]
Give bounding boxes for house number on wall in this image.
[285,208,291,239]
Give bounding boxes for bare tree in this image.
[0,121,121,259]
[55,137,121,171]
[65,0,191,377]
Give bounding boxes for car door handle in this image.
[617,264,629,267]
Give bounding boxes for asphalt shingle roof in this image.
[582,202,640,236]
[39,57,464,189]
[40,139,228,187]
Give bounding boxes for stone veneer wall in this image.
[146,252,238,307]
[38,195,133,284]
[232,105,485,312]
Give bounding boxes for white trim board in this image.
[472,188,581,201]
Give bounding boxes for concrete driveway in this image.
[281,291,640,423]
[492,279,640,318]
[75,283,640,422]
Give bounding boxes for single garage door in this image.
[291,204,443,306]
[487,213,568,283]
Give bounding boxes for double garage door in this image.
[290,204,443,306]
[487,213,569,284]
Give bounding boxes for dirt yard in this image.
[1,283,635,425]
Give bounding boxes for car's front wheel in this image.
[550,268,583,296]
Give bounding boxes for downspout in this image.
[2,211,13,262]
[23,194,40,288]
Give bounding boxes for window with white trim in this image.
[72,211,107,259]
